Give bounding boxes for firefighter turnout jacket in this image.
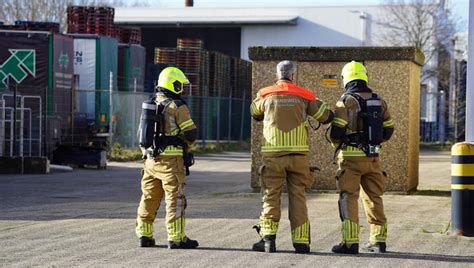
[250,80,333,156]
[330,80,394,158]
[151,92,196,157]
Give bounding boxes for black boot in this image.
[331,243,359,254]
[139,236,155,247]
[293,243,310,254]
[363,242,386,253]
[167,237,199,249]
[252,235,276,253]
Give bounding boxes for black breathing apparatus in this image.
[138,97,172,152]
[344,92,384,157]
[138,95,194,175]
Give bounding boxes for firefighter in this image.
[135,67,199,249]
[250,60,334,253]
[330,61,394,254]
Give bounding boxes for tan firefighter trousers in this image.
[336,157,388,244]
[136,156,187,243]
[258,154,314,244]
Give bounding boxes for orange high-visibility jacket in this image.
[250,80,332,155]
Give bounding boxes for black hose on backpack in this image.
[308,118,321,131]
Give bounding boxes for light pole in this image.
[466,0,474,140]
[450,0,474,237]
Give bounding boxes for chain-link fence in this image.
[420,90,440,143]
[9,80,472,157]
[112,90,149,148]
[112,92,251,148]
[420,60,468,144]
[73,89,252,149]
[0,85,252,158]
[420,84,456,143]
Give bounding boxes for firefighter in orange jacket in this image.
[330,61,394,254]
[250,60,334,253]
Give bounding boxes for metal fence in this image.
[420,90,440,143]
[0,86,43,157]
[420,60,468,144]
[111,92,251,148]
[7,81,469,156]
[0,85,252,157]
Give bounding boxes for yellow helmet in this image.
[341,61,368,88]
[157,67,189,94]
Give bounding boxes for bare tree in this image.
[375,0,457,83]
[72,0,126,6]
[376,0,460,143]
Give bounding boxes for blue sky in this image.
[128,0,469,31]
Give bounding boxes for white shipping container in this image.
[73,38,96,120]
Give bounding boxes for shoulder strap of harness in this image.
[345,92,380,114]
[156,97,175,135]
[343,92,364,113]
[173,98,187,107]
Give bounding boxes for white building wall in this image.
[241,5,438,123]
[241,6,384,60]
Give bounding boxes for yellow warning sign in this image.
[321,74,338,87]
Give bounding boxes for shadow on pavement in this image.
[196,246,253,253]
[363,251,474,263]
[408,190,451,197]
[0,162,255,221]
[194,247,474,262]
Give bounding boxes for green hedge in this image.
[108,141,250,161]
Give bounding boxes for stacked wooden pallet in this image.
[67,6,114,36]
[153,38,251,99]
[209,52,230,97]
[119,27,141,44]
[67,6,141,44]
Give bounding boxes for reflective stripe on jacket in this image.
[251,80,332,156]
[155,93,196,157]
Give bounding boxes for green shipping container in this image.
[0,30,75,157]
[118,43,145,92]
[72,34,118,133]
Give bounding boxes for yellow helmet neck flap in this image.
[157,67,190,94]
[341,61,368,88]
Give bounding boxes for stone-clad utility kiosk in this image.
[249,47,424,192]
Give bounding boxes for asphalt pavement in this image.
[0,151,473,267]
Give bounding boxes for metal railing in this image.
[111,91,251,148]
[0,84,252,157]
[0,92,42,157]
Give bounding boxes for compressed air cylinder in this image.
[138,99,157,149]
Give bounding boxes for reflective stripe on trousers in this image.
[341,219,359,245]
[291,221,310,244]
